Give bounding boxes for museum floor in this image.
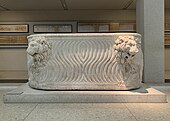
[0,83,170,121]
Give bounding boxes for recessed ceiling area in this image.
[0,0,169,11]
[0,5,5,10]
[0,0,63,11]
[0,0,135,11]
[65,0,135,10]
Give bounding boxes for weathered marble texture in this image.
[27,33,143,90]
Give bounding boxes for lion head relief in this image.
[113,36,140,64]
[27,37,52,68]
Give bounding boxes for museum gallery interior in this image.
[1,0,170,121]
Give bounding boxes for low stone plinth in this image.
[3,83,167,103]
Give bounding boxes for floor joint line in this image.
[124,103,139,121]
[23,103,38,121]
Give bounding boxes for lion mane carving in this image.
[27,37,51,67]
[113,36,143,86]
[27,37,52,81]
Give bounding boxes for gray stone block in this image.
[3,83,167,103]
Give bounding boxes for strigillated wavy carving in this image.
[27,33,143,90]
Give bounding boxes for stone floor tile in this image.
[0,92,37,121]
[125,103,170,121]
[24,103,137,121]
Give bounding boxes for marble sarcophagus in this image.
[27,33,143,90]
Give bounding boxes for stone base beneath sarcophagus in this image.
[3,83,167,103]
